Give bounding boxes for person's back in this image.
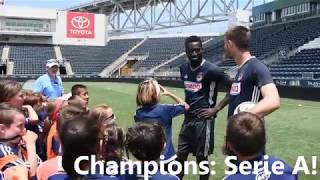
[224,155,297,180]
[126,122,180,180]
[48,172,121,180]
[135,104,184,160]
[135,79,187,160]
[223,113,297,180]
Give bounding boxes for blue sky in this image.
[4,0,275,10]
[3,0,275,35]
[4,0,92,10]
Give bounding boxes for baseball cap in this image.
[46,59,59,68]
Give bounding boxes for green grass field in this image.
[64,82,320,180]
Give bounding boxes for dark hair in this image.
[225,26,250,51]
[99,123,124,161]
[185,36,202,49]
[23,91,44,111]
[125,122,165,161]
[0,80,22,103]
[0,103,24,127]
[226,112,266,156]
[67,95,87,110]
[71,84,87,96]
[57,105,88,135]
[60,115,99,179]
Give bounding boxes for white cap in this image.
[46,59,59,68]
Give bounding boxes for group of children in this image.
[0,78,297,180]
[0,79,188,180]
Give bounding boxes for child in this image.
[0,103,39,179]
[126,122,179,179]
[135,79,189,161]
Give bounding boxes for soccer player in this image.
[224,26,280,118]
[223,112,297,180]
[177,36,232,180]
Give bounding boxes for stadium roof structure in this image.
[65,0,256,34]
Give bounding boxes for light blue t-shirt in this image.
[33,74,63,100]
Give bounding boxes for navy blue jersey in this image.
[228,58,274,117]
[0,143,29,180]
[48,173,121,180]
[180,60,232,120]
[135,170,179,180]
[224,155,297,180]
[134,104,185,160]
[0,143,41,180]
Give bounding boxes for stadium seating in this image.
[270,48,320,79]
[9,44,55,75]
[131,36,212,73]
[250,16,320,58]
[155,36,224,73]
[6,16,320,79]
[61,39,141,75]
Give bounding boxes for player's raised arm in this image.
[159,85,189,110]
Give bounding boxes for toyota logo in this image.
[71,16,90,29]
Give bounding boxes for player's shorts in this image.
[177,118,215,157]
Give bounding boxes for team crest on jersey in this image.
[255,169,271,180]
[196,72,203,82]
[184,74,188,80]
[184,81,202,92]
[230,82,241,95]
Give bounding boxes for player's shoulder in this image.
[267,156,294,172]
[180,62,190,71]
[248,58,267,67]
[203,60,224,76]
[223,173,252,180]
[151,173,179,180]
[203,60,219,69]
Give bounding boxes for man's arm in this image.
[247,83,280,118]
[198,66,232,119]
[198,93,229,119]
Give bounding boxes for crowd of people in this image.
[0,26,297,180]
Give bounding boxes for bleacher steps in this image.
[99,37,147,77]
[148,37,215,73]
[64,61,74,75]
[1,46,9,64]
[56,46,73,75]
[6,61,14,75]
[299,37,320,50]
[54,46,63,63]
